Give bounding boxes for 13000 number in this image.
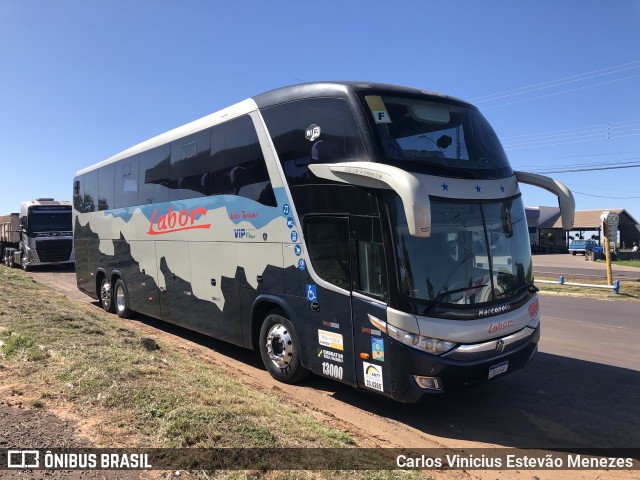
[322,362,343,380]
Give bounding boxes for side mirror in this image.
[514,171,575,230]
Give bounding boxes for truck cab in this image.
[568,239,597,256]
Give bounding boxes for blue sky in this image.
[1,1,639,224]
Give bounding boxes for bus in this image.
[73,82,574,402]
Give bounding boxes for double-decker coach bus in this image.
[73,82,574,402]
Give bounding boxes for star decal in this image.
[475,185,481,193]
[441,183,449,191]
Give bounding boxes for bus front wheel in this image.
[259,311,310,384]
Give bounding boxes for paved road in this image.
[533,253,640,281]
[539,295,640,370]
[24,267,640,450]
[324,293,640,449]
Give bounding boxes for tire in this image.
[259,311,310,384]
[571,252,576,256]
[20,251,30,271]
[99,276,115,313]
[114,278,132,319]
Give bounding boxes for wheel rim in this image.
[100,280,112,309]
[116,284,126,314]
[265,323,293,369]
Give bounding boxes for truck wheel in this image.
[114,278,132,319]
[99,277,115,313]
[19,251,29,271]
[259,311,310,384]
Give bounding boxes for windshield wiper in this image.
[426,283,488,314]
[497,282,538,299]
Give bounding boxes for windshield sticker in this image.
[363,362,384,391]
[371,336,385,362]
[318,329,344,351]
[305,124,321,141]
[365,95,392,124]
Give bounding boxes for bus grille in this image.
[36,239,73,262]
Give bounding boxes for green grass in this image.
[0,267,424,479]
[595,259,640,268]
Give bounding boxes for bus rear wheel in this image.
[259,311,310,384]
[114,278,132,319]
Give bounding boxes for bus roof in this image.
[252,81,469,109]
[74,98,258,176]
[75,81,471,177]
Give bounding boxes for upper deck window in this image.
[362,95,512,179]
[261,98,366,185]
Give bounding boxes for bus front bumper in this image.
[387,325,540,403]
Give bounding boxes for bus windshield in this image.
[390,195,533,311]
[362,94,511,178]
[28,209,72,232]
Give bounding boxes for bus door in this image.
[349,215,391,397]
[303,216,357,387]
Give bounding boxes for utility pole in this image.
[600,212,619,286]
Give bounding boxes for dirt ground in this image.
[0,400,141,479]
[1,267,636,480]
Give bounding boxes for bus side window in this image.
[210,115,276,206]
[98,163,115,211]
[115,156,139,208]
[261,98,365,186]
[73,175,84,212]
[83,170,98,213]
[304,216,350,291]
[170,128,211,201]
[139,144,170,205]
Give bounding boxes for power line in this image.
[481,72,640,110]
[555,150,640,159]
[504,130,640,151]
[516,158,640,171]
[530,163,640,174]
[501,120,640,150]
[573,191,640,200]
[471,60,640,103]
[501,119,640,141]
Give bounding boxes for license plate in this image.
[488,361,509,379]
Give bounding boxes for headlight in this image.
[387,324,457,355]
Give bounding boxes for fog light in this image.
[413,375,443,391]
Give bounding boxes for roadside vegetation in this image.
[535,274,640,301]
[0,267,423,479]
[595,259,640,268]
